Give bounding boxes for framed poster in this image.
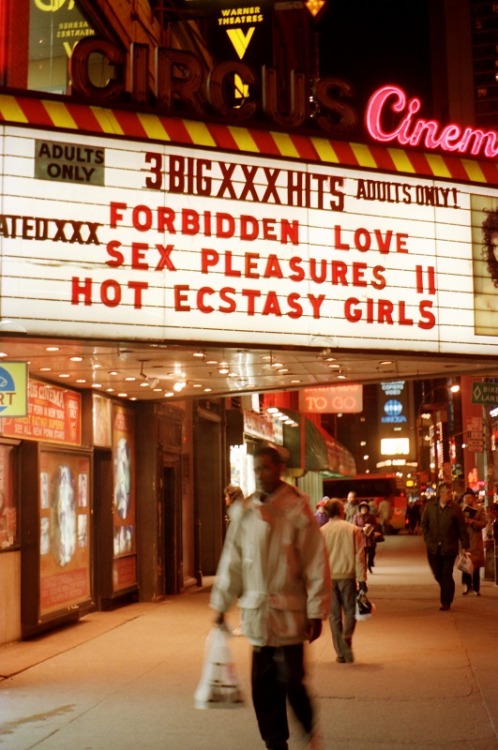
[38,448,92,617]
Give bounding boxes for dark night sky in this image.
[317,0,432,110]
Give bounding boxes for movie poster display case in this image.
[21,442,94,638]
[92,398,138,608]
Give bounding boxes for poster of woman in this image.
[472,194,498,336]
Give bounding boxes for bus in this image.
[322,474,408,532]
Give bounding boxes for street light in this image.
[417,381,461,488]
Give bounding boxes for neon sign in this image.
[70,38,358,135]
[365,84,498,159]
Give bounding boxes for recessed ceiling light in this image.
[40,367,51,372]
[140,382,150,387]
[76,379,86,384]
[193,383,203,388]
[0,352,7,358]
[106,387,114,392]
[153,387,162,392]
[46,346,59,352]
[92,363,102,370]
[192,351,205,358]
[291,379,301,384]
[130,397,137,401]
[58,373,70,378]
[278,368,289,374]
[125,376,136,382]
[164,391,174,398]
[219,367,229,375]
[117,392,128,397]
[109,370,119,376]
[70,356,83,362]
[204,387,212,392]
[206,360,218,365]
[337,374,347,380]
[92,383,102,388]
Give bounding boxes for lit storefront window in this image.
[28,0,95,94]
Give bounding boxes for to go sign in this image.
[298,385,363,414]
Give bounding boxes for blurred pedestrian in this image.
[314,497,329,527]
[421,481,470,611]
[378,497,393,535]
[344,491,359,523]
[353,501,378,573]
[321,498,367,664]
[405,499,421,535]
[211,445,331,750]
[224,484,244,527]
[459,489,486,596]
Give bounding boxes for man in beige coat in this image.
[321,498,367,663]
[211,445,331,750]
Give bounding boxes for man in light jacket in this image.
[211,445,331,750]
[321,498,367,663]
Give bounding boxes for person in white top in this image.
[211,445,331,750]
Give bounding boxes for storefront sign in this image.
[35,139,105,186]
[366,85,498,160]
[0,362,28,417]
[1,125,498,359]
[298,385,363,413]
[0,378,81,445]
[243,409,274,440]
[70,39,357,135]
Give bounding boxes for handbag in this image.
[455,551,474,575]
[355,591,375,621]
[194,626,244,709]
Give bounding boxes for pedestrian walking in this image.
[344,491,359,523]
[353,501,378,573]
[421,481,470,611]
[210,445,331,750]
[314,497,330,527]
[320,498,367,664]
[459,489,486,596]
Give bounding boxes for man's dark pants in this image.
[251,644,313,750]
[427,549,457,606]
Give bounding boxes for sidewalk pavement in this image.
[1,534,497,750]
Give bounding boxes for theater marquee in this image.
[1,122,497,357]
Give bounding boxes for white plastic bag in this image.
[194,626,244,709]
[455,551,474,575]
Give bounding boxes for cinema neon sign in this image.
[365,84,498,159]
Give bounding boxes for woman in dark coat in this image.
[459,489,486,596]
[353,501,378,573]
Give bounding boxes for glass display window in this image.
[0,442,19,550]
[28,0,96,94]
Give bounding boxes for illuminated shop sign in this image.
[70,39,358,135]
[298,385,363,414]
[366,85,498,160]
[0,378,81,444]
[0,363,28,417]
[1,125,498,359]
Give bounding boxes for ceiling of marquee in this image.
[1,335,498,403]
